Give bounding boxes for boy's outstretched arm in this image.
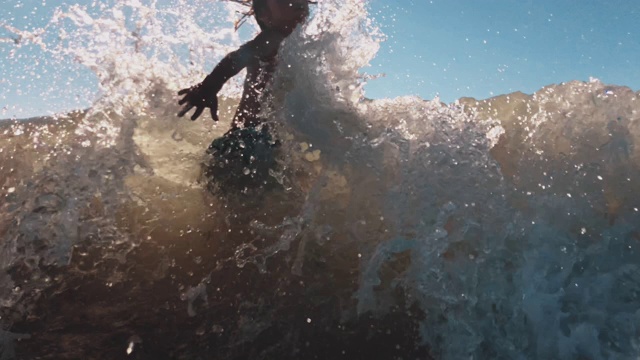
[178,30,285,121]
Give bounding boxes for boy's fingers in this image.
[177,88,189,95]
[210,108,218,121]
[177,104,193,117]
[191,106,204,121]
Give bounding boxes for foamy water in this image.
[1,1,640,359]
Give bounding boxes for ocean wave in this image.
[1,1,640,359]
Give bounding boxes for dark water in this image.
[0,109,430,359]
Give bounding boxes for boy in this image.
[177,0,309,129]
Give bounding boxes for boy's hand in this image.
[177,83,219,121]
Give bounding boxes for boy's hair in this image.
[223,0,254,30]
[226,0,314,30]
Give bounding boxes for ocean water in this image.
[1,1,640,359]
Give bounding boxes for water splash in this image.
[1,0,640,359]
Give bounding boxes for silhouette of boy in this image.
[178,0,309,129]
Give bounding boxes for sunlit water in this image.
[1,1,640,359]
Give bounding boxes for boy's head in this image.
[254,0,309,32]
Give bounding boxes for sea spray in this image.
[1,1,640,359]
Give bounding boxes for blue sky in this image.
[1,0,640,118]
[366,0,640,101]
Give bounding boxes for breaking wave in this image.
[1,1,640,359]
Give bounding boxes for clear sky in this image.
[365,0,640,101]
[1,0,640,118]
